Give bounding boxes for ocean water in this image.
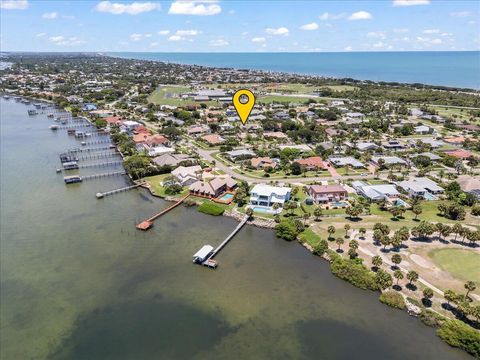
[108,51,480,89]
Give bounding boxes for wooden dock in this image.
[206,215,249,261]
[136,194,190,230]
[81,170,125,181]
[96,183,143,198]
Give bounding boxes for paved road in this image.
[196,146,380,184]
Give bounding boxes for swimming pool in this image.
[251,206,275,214]
[330,201,348,207]
[219,193,234,201]
[424,192,438,201]
[394,199,409,207]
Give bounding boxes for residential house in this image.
[352,181,400,201]
[295,156,325,170]
[443,149,473,160]
[202,134,225,146]
[171,165,202,186]
[328,156,365,168]
[251,157,277,170]
[307,185,348,204]
[225,149,255,162]
[189,176,237,198]
[371,156,407,167]
[248,184,291,210]
[398,177,444,198]
[152,153,194,167]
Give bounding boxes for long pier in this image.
[81,170,125,181]
[136,193,190,230]
[207,216,249,260]
[67,146,114,153]
[96,183,142,198]
[77,153,119,161]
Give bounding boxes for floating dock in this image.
[136,193,190,230]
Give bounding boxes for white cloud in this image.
[168,1,221,16]
[36,32,46,37]
[416,36,443,45]
[42,12,58,19]
[0,0,28,9]
[251,37,266,43]
[144,33,152,37]
[158,30,170,35]
[431,38,442,44]
[393,0,430,6]
[209,38,229,47]
[367,31,386,39]
[371,42,393,50]
[95,1,159,15]
[393,28,409,33]
[265,27,289,36]
[49,36,85,46]
[450,11,471,17]
[149,42,159,47]
[300,22,319,31]
[175,29,199,36]
[423,29,440,34]
[130,33,143,41]
[344,46,353,51]
[168,35,184,41]
[228,9,235,15]
[348,11,372,20]
[319,12,346,20]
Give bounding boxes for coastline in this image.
[105,51,480,91]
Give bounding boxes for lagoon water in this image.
[0,99,472,359]
[109,51,480,89]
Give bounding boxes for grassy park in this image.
[428,249,480,284]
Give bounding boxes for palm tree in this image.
[349,239,359,251]
[406,270,419,286]
[412,204,422,220]
[313,206,323,221]
[464,281,476,298]
[359,227,367,239]
[344,224,351,238]
[336,237,344,251]
[302,213,310,226]
[452,223,463,241]
[394,270,404,286]
[327,225,336,240]
[372,255,382,271]
[391,254,402,268]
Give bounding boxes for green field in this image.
[148,85,216,107]
[428,248,480,284]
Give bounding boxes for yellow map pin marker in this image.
[233,89,255,125]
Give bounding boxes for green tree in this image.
[375,269,393,290]
[359,227,367,239]
[464,281,476,298]
[372,255,383,271]
[394,270,404,286]
[406,270,419,286]
[313,206,323,221]
[344,224,351,238]
[336,237,344,251]
[412,204,423,220]
[327,225,336,240]
[391,254,402,268]
[275,220,299,241]
[423,287,434,305]
[313,239,329,256]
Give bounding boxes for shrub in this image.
[379,291,406,309]
[197,202,225,216]
[275,220,299,241]
[437,320,480,358]
[419,309,445,328]
[330,257,379,291]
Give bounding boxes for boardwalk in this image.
[136,193,191,230]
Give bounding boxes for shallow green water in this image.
[0,99,472,359]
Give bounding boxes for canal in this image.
[0,99,472,359]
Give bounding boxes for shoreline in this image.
[104,52,480,92]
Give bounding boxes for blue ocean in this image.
[108,51,480,89]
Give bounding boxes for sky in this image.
[0,0,479,52]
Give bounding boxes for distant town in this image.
[1,52,479,357]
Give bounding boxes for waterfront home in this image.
[225,149,255,162]
[153,153,194,167]
[398,177,444,199]
[328,156,365,168]
[105,116,123,126]
[295,156,326,170]
[202,134,225,146]
[189,176,237,198]
[352,181,399,201]
[122,120,142,132]
[248,184,291,209]
[145,145,175,157]
[82,103,97,111]
[172,165,202,186]
[251,157,277,170]
[90,109,114,118]
[307,185,348,204]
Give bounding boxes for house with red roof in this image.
[296,156,326,170]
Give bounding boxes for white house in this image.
[352,181,399,201]
[248,184,291,211]
[398,177,444,199]
[122,120,142,132]
[172,165,202,186]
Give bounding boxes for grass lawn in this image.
[143,174,188,198]
[257,95,312,104]
[428,248,480,284]
[298,227,321,246]
[148,85,217,107]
